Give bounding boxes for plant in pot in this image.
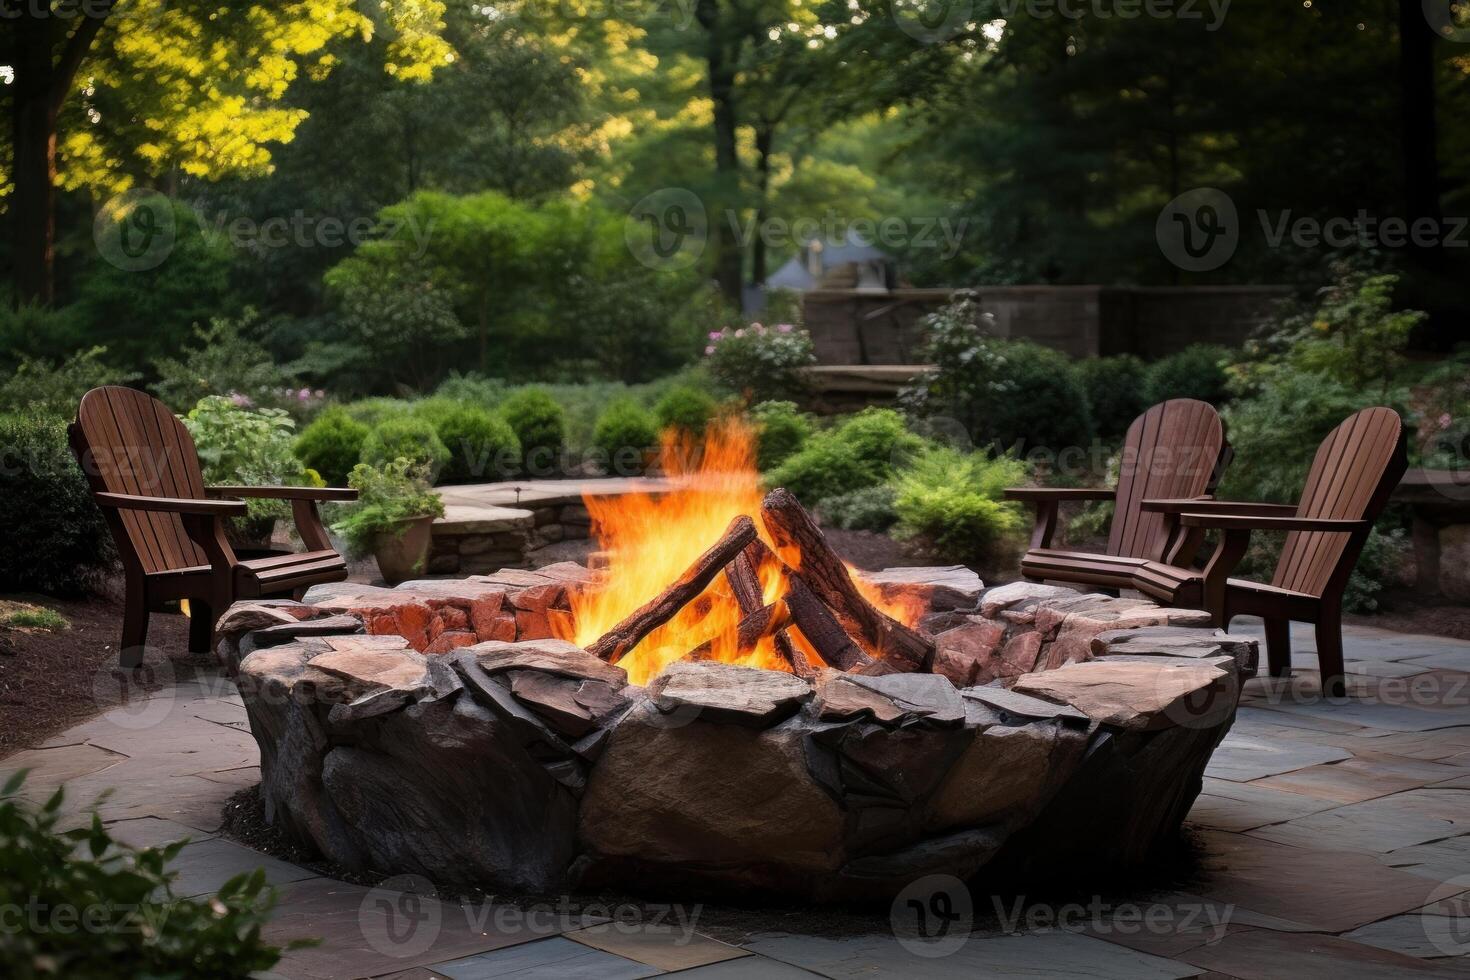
[332,457,445,584]
[183,395,321,553]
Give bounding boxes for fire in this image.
[558,416,922,685]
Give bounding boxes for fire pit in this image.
[221,423,1256,901]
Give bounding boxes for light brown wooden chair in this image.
[70,386,357,666]
[1006,398,1231,605]
[1141,407,1408,697]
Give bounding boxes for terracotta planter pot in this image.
[372,515,436,585]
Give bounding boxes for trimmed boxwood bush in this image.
[654,385,719,437]
[904,307,1094,454]
[593,399,659,475]
[1144,345,1232,406]
[421,403,520,483]
[0,413,117,594]
[501,387,567,476]
[1077,355,1150,442]
[751,400,812,471]
[293,407,369,486]
[765,408,927,503]
[361,415,452,479]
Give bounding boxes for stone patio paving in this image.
[5,617,1470,978]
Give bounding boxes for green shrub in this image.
[0,604,69,630]
[1144,345,1232,406]
[705,321,816,402]
[341,398,411,427]
[903,297,1093,453]
[434,372,508,405]
[361,415,453,479]
[0,346,134,418]
[766,408,927,503]
[294,407,370,486]
[1077,355,1150,442]
[0,772,302,976]
[422,403,520,483]
[654,384,719,437]
[183,397,315,532]
[501,387,567,475]
[151,311,296,413]
[817,485,899,532]
[891,447,1029,564]
[0,414,117,594]
[593,399,659,475]
[332,459,445,558]
[751,400,812,471]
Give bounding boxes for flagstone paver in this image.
[4,617,1470,978]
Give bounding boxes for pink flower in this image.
[776,323,794,334]
[1442,413,1454,430]
[705,345,716,356]
[228,392,253,408]
[734,328,745,338]
[708,331,722,341]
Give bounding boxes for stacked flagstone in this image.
[223,572,1256,900]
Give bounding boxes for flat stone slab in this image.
[1247,788,1470,853]
[845,672,967,725]
[649,661,810,726]
[306,648,430,700]
[978,581,1083,618]
[1178,927,1453,979]
[435,503,534,535]
[470,639,627,686]
[859,565,984,611]
[1012,660,1229,731]
[960,686,1091,726]
[1204,732,1355,782]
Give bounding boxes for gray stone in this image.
[859,565,984,611]
[845,673,966,726]
[1012,659,1231,731]
[1093,625,1259,674]
[960,686,1091,727]
[649,661,810,727]
[978,580,1082,618]
[470,639,627,687]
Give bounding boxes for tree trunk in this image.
[752,124,774,288]
[697,0,744,305]
[1398,0,1441,268]
[11,21,59,307]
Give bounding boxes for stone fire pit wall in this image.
[220,571,1256,902]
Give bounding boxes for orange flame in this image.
[558,416,921,685]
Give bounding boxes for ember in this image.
[559,418,928,684]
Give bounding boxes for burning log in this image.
[761,488,934,673]
[686,600,794,662]
[587,515,758,663]
[725,547,809,676]
[739,537,868,673]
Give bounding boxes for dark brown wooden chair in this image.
[1141,407,1408,697]
[1006,398,1231,603]
[70,386,357,666]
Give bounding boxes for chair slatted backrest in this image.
[1108,398,1229,560]
[1274,407,1406,598]
[71,386,210,575]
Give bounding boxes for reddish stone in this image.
[1040,632,1093,671]
[368,614,399,637]
[479,612,518,643]
[425,630,478,654]
[546,608,575,641]
[468,593,506,637]
[439,606,470,631]
[997,632,1044,677]
[395,602,434,650]
[510,584,566,612]
[516,608,553,640]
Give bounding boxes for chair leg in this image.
[1264,618,1291,678]
[1316,610,1346,699]
[188,600,215,654]
[121,602,149,669]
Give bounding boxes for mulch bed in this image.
[1346,588,1470,641]
[0,585,203,758]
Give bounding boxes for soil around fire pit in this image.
[0,588,199,756]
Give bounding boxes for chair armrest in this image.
[1004,487,1115,501]
[1142,498,1294,517]
[95,492,247,516]
[1178,513,1369,533]
[208,485,359,502]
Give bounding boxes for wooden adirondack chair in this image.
[70,386,357,667]
[1005,398,1231,606]
[1141,407,1408,697]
